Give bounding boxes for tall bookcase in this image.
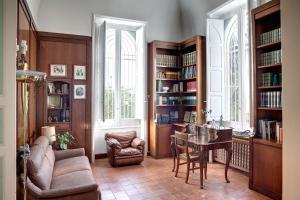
[249,1,282,199]
[148,36,206,158]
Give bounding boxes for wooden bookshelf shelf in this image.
[257,107,282,111]
[148,36,206,158]
[256,41,281,49]
[257,85,282,89]
[250,1,282,199]
[156,65,181,70]
[257,63,281,69]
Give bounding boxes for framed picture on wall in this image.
[50,64,67,77]
[73,65,86,80]
[74,85,86,99]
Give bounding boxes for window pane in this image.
[121,30,137,119]
[104,28,116,120]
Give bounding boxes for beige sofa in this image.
[26,136,100,200]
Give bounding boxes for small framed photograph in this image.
[74,85,86,99]
[50,64,67,77]
[73,65,86,80]
[183,111,191,123]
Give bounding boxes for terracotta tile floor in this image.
[92,157,270,200]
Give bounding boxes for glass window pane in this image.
[104,28,116,120]
[120,30,137,119]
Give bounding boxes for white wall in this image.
[281,0,300,199]
[179,0,227,39]
[26,0,41,27]
[37,0,182,42]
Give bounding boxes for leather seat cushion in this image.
[117,147,142,156]
[51,170,95,189]
[53,156,91,177]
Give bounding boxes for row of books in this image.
[186,81,197,92]
[183,51,196,66]
[182,65,196,79]
[156,111,179,124]
[47,109,70,123]
[182,96,196,105]
[261,72,282,86]
[260,49,282,66]
[258,119,282,143]
[157,96,180,105]
[156,71,179,80]
[260,91,282,108]
[156,54,177,67]
[260,28,281,45]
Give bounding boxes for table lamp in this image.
[41,126,56,143]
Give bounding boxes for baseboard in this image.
[95,153,107,159]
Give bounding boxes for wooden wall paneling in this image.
[37,32,92,160]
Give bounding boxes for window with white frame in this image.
[93,16,146,128]
[224,8,250,130]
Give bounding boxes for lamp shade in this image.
[41,126,56,142]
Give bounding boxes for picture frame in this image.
[50,64,67,77]
[183,111,191,123]
[73,65,86,80]
[74,85,86,99]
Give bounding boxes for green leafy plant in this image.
[56,132,76,150]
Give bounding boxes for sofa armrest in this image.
[54,148,85,161]
[131,138,145,149]
[106,138,122,149]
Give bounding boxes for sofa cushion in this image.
[117,147,142,156]
[53,156,91,177]
[27,145,55,190]
[105,131,136,148]
[51,170,96,190]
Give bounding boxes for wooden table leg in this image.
[225,146,232,183]
[170,140,176,172]
[199,150,205,189]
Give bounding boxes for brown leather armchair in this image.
[105,131,145,167]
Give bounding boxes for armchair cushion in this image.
[105,131,136,148]
[105,138,122,149]
[131,138,145,148]
[117,147,142,156]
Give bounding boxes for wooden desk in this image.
[170,127,233,189]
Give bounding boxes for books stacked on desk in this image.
[258,120,282,143]
[260,91,282,108]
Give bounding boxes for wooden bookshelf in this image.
[249,1,282,199]
[148,36,206,158]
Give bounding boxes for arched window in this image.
[225,17,241,124]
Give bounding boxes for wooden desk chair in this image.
[174,131,207,183]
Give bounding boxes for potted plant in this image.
[55,131,76,150]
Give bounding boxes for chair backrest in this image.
[174,131,190,158]
[105,131,137,148]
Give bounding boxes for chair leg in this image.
[185,161,190,184]
[192,162,195,173]
[204,160,207,180]
[175,156,180,177]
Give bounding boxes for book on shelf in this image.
[259,28,281,45]
[261,72,282,86]
[156,54,177,67]
[156,111,179,124]
[179,82,184,92]
[186,81,197,92]
[181,65,196,79]
[260,91,282,108]
[61,84,69,94]
[157,96,180,105]
[260,49,282,66]
[156,71,180,80]
[258,119,282,143]
[182,96,196,105]
[169,111,179,123]
[182,51,196,66]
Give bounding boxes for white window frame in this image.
[92,15,147,129]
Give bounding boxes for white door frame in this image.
[0,0,17,199]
